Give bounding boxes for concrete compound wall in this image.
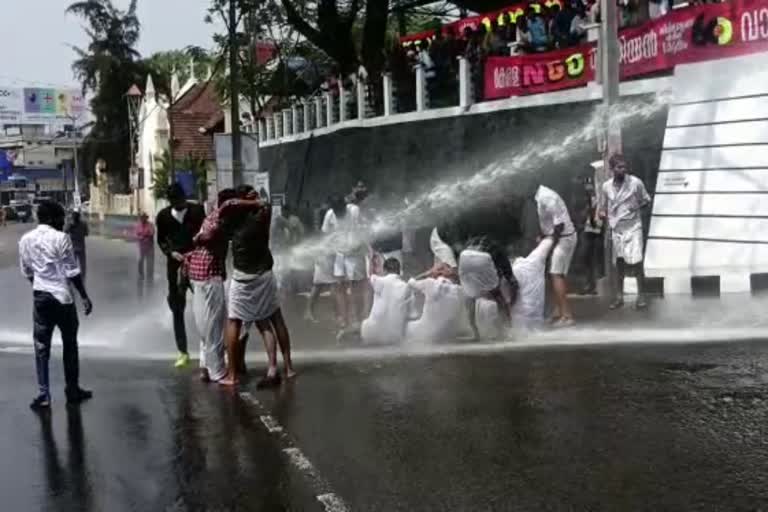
[260,93,668,283]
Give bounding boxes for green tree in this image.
[151,150,208,201]
[67,0,149,190]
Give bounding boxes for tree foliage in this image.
[67,0,148,190]
[150,150,208,201]
[207,0,325,118]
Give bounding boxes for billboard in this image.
[0,87,86,123]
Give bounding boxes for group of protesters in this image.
[153,183,295,388]
[294,153,651,345]
[17,152,650,408]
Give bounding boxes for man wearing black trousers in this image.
[19,201,94,410]
[156,183,205,368]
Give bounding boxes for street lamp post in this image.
[126,84,143,214]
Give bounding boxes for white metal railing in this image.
[260,24,604,144]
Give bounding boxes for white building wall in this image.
[645,52,768,294]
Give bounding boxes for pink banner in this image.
[485,0,768,100]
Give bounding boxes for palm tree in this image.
[67,0,147,190]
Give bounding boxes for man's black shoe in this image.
[30,395,51,410]
[66,388,93,404]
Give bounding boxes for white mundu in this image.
[600,175,651,265]
[511,238,554,329]
[361,273,413,345]
[405,277,464,343]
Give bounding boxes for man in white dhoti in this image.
[535,184,577,327]
[405,270,464,343]
[599,154,651,310]
[361,258,413,345]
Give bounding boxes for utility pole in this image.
[229,0,243,187]
[599,0,622,298]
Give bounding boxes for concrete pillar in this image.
[458,56,472,108]
[258,119,266,143]
[339,84,347,123]
[292,106,299,134]
[273,113,281,139]
[415,64,426,112]
[586,23,601,86]
[383,73,393,116]
[357,79,366,120]
[325,92,333,126]
[303,101,311,131]
[266,116,274,139]
[283,109,291,136]
[315,97,323,128]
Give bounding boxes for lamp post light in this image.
[126,84,143,214]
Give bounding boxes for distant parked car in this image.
[9,201,32,223]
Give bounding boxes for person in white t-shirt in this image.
[405,270,464,343]
[322,195,369,328]
[361,258,413,345]
[534,184,577,327]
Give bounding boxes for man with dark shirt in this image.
[218,185,296,388]
[155,183,206,368]
[65,210,89,281]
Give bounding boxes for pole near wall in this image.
[599,0,622,298]
[228,0,243,187]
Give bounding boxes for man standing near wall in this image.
[156,184,206,368]
[599,154,651,310]
[535,184,577,326]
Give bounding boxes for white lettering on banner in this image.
[658,18,694,56]
[619,30,658,64]
[493,66,520,89]
[741,8,768,42]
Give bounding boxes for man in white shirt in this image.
[535,184,577,326]
[323,195,368,328]
[406,273,464,343]
[19,201,93,410]
[599,154,651,310]
[361,258,413,345]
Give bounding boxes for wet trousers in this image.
[32,291,80,399]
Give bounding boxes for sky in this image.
[0,0,218,89]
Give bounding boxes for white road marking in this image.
[238,391,351,511]
[317,493,350,512]
[259,415,283,433]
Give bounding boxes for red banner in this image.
[484,0,768,100]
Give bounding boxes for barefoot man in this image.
[217,186,296,388]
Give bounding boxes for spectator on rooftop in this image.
[526,6,550,52]
[570,3,590,44]
[464,28,486,102]
[553,2,577,48]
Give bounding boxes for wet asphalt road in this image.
[4,342,768,511]
[4,223,768,510]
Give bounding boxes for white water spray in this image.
[284,96,671,271]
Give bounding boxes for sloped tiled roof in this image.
[169,82,224,162]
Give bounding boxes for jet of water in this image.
[283,96,671,271]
